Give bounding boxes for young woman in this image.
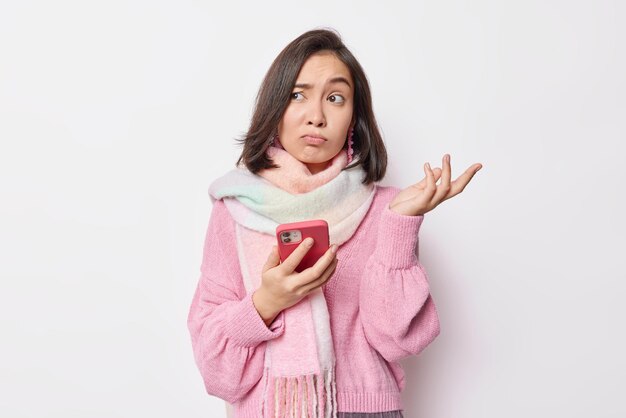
[187,28,482,418]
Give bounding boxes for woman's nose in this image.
[307,102,326,126]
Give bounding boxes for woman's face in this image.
[277,51,354,174]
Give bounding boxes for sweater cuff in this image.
[226,292,285,347]
[372,204,424,269]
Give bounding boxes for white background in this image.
[1,1,624,417]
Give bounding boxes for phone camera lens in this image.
[282,232,290,238]
[284,237,291,242]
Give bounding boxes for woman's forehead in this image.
[295,53,353,89]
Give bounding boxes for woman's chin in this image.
[301,146,342,160]
[298,150,329,163]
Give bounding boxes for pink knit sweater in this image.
[187,185,441,416]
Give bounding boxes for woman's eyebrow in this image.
[294,76,352,89]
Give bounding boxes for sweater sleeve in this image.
[359,202,441,363]
[186,199,286,403]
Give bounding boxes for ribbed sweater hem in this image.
[233,390,403,417]
[336,391,403,413]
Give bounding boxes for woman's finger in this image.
[298,258,338,295]
[447,164,482,200]
[298,244,337,284]
[423,162,437,202]
[431,154,452,206]
[262,245,281,273]
[411,167,442,189]
[279,238,314,275]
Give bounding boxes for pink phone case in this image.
[276,220,330,273]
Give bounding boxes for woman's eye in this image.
[291,92,304,101]
[328,94,345,104]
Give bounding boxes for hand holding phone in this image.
[254,220,338,321]
[276,220,330,273]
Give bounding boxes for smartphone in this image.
[276,220,330,273]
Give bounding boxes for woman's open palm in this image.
[389,154,482,216]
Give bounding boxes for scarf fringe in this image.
[261,366,337,418]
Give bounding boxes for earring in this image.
[347,127,354,164]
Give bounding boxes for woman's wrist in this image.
[389,204,424,216]
[252,288,282,327]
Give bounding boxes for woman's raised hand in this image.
[389,154,482,216]
[252,238,338,325]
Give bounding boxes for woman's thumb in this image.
[262,245,280,272]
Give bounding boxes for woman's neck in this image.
[305,160,331,175]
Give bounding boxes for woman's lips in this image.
[302,135,326,145]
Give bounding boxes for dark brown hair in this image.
[235,28,387,185]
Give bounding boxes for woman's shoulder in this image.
[373,184,401,206]
[351,184,400,226]
[206,197,237,237]
[375,183,401,195]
